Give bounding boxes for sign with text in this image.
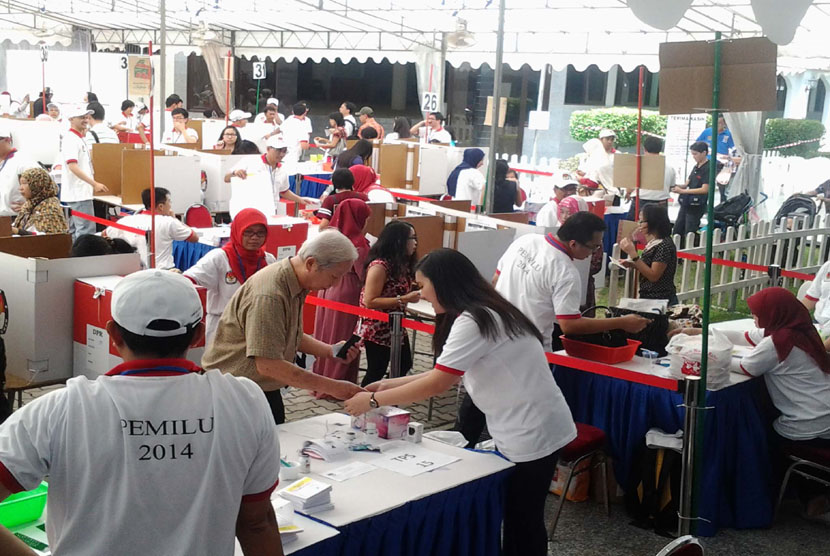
[128,56,152,97]
[252,61,266,81]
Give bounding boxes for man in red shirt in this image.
[316,168,369,229]
[357,106,384,140]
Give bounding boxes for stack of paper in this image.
[279,477,334,514]
[272,498,303,545]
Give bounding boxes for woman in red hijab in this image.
[312,199,372,396]
[184,208,275,344]
[742,287,830,518]
[349,165,378,194]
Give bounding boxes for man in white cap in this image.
[61,105,109,238]
[577,128,620,204]
[257,103,282,140]
[224,135,315,208]
[254,97,283,126]
[0,270,283,555]
[534,178,582,228]
[281,102,312,166]
[229,109,252,128]
[0,121,36,217]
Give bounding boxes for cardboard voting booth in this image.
[73,275,208,378]
[612,153,667,192]
[4,119,61,166]
[265,216,308,261]
[0,242,141,383]
[120,150,201,213]
[202,153,257,213]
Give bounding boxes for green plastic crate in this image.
[0,482,48,528]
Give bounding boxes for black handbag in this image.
[564,305,669,356]
[564,306,628,348]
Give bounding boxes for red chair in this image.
[656,535,704,556]
[775,441,830,518]
[547,423,610,540]
[185,204,213,228]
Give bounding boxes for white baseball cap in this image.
[599,129,616,139]
[111,270,203,337]
[266,135,288,150]
[555,179,579,190]
[65,105,93,119]
[266,98,279,107]
[229,109,252,122]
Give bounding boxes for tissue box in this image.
[351,407,411,440]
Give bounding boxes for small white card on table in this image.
[370,444,460,477]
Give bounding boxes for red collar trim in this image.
[122,111,130,118]
[261,154,280,168]
[106,358,203,377]
[3,148,16,161]
[546,235,574,260]
[69,128,84,139]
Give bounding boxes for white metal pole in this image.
[484,0,506,214]
[159,0,167,138]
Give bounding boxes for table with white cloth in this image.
[232,511,340,556]
[551,319,774,536]
[272,413,514,556]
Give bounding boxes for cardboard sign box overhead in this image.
[0,251,141,383]
[658,37,777,115]
[613,153,667,191]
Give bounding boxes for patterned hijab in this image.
[13,168,69,234]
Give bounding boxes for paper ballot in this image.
[229,173,276,219]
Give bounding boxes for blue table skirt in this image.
[603,212,627,255]
[553,366,773,536]
[303,468,510,556]
[173,241,215,271]
[290,174,331,198]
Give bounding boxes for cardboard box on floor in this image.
[659,37,777,115]
[0,242,141,383]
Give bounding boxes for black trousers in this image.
[454,393,487,448]
[673,204,705,248]
[361,339,413,387]
[771,432,830,505]
[263,389,286,425]
[503,450,560,556]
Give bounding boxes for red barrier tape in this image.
[676,252,814,281]
[70,210,147,236]
[302,175,334,186]
[511,168,555,177]
[391,191,436,203]
[546,352,679,391]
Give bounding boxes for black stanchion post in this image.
[768,264,781,287]
[389,312,404,378]
[678,375,701,536]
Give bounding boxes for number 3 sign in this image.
[421,92,438,112]
[252,61,266,81]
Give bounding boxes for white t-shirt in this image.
[428,127,452,144]
[281,116,312,165]
[805,260,830,332]
[580,139,618,195]
[0,362,280,556]
[0,149,36,216]
[105,213,195,269]
[495,233,583,352]
[632,159,676,201]
[454,168,485,206]
[232,155,291,206]
[435,311,576,462]
[344,115,357,138]
[162,128,199,144]
[255,112,283,127]
[741,328,830,440]
[87,122,119,146]
[60,128,94,203]
[184,248,277,343]
[115,112,136,131]
[534,196,588,229]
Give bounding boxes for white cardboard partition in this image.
[153,156,202,214]
[457,229,517,280]
[199,153,256,213]
[0,252,141,383]
[416,145,488,197]
[5,119,62,166]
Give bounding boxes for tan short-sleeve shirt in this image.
[202,258,306,391]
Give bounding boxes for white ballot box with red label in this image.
[266,216,309,261]
[73,275,208,378]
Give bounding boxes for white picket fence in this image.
[608,214,830,309]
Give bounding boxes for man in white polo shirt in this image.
[225,135,315,208]
[105,187,198,269]
[0,121,36,217]
[0,270,283,556]
[229,109,252,128]
[494,211,648,352]
[161,107,199,144]
[61,105,109,239]
[255,98,283,126]
[281,103,312,167]
[410,112,452,144]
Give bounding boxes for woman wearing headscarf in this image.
[12,168,69,235]
[312,199,372,394]
[350,165,379,194]
[492,159,523,213]
[446,148,485,206]
[184,208,276,344]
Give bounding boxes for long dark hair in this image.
[366,220,417,282]
[329,111,345,128]
[642,203,672,239]
[217,126,241,154]
[393,117,411,138]
[416,248,543,354]
[336,139,373,169]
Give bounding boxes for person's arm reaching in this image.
[255,357,363,400]
[345,368,459,415]
[558,314,649,336]
[66,162,108,193]
[235,498,284,556]
[362,264,420,310]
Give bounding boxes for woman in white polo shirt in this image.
[345,248,576,556]
[184,208,276,344]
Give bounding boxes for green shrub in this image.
[569,108,667,148]
[764,118,825,157]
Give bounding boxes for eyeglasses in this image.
[580,242,602,252]
[242,230,267,238]
[223,133,236,137]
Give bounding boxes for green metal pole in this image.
[255,79,261,116]
[692,30,722,535]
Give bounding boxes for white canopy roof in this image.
[2,0,828,73]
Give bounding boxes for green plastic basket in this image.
[0,482,48,528]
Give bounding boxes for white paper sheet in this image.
[229,173,276,219]
[321,461,377,482]
[370,444,460,477]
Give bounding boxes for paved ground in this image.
[15,331,828,555]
